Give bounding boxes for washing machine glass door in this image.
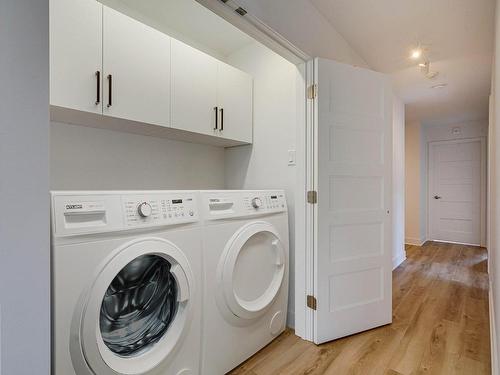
[220,221,286,320]
[79,238,193,375]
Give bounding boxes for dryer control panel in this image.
[201,190,287,221]
[243,193,286,213]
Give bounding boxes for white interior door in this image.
[429,139,483,245]
[314,58,393,344]
[103,6,171,127]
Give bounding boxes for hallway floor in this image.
[230,242,491,375]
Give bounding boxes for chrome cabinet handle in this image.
[214,106,218,130]
[95,71,101,105]
[107,74,112,107]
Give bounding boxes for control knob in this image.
[251,197,263,209]
[137,202,153,218]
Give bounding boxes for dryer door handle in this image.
[273,239,284,267]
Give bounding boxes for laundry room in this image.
[50,0,303,317]
[7,0,500,373]
[48,0,303,374]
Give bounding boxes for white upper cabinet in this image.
[171,40,253,143]
[102,7,171,127]
[217,62,253,143]
[171,39,218,136]
[50,0,102,113]
[50,1,252,146]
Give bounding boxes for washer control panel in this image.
[123,193,198,227]
[52,190,200,237]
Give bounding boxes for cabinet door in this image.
[103,7,170,127]
[217,62,253,143]
[50,0,102,113]
[171,39,218,136]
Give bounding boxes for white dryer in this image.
[51,191,202,375]
[199,190,289,375]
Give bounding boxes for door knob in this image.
[434,195,442,200]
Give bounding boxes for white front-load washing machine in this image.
[51,191,202,375]
[199,190,289,375]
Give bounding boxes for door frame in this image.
[298,59,316,341]
[194,0,314,340]
[427,137,487,247]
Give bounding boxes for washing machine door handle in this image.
[170,264,190,302]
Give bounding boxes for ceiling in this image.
[99,0,254,59]
[309,0,495,125]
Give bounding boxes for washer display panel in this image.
[100,254,178,357]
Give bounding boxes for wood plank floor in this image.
[230,242,491,375]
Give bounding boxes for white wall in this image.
[393,96,406,268]
[50,122,225,190]
[489,1,500,372]
[224,42,299,327]
[235,0,369,67]
[424,120,488,142]
[0,0,50,374]
[489,85,498,375]
[405,120,488,246]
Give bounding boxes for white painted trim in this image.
[490,280,499,375]
[195,0,312,340]
[293,61,308,338]
[195,0,310,65]
[392,253,406,270]
[294,58,316,342]
[405,237,426,246]
[427,137,487,247]
[432,239,482,247]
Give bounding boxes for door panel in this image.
[103,6,171,127]
[217,62,253,143]
[314,58,392,344]
[429,140,482,245]
[50,0,102,113]
[171,39,218,136]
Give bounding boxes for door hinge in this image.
[307,84,317,99]
[307,295,317,310]
[307,190,318,204]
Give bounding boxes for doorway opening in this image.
[405,121,488,248]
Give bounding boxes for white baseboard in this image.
[405,237,425,246]
[490,281,499,375]
[392,252,406,270]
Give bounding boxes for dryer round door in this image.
[78,237,194,375]
[219,221,286,320]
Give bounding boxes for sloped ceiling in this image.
[100,0,254,59]
[310,0,495,125]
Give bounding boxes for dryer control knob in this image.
[251,197,263,209]
[138,202,153,218]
